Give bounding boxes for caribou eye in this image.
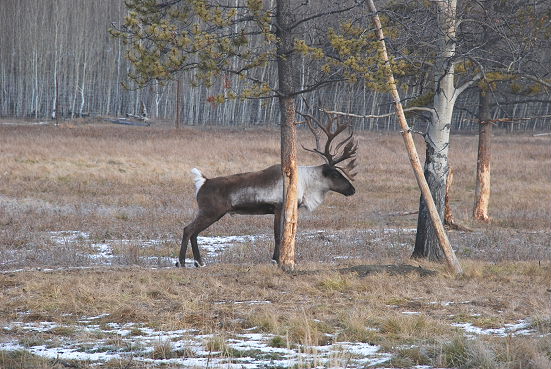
[331,172,340,179]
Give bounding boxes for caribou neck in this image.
[298,165,330,211]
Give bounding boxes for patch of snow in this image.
[429,301,470,307]
[333,255,353,260]
[49,230,90,245]
[78,313,110,323]
[0,121,50,126]
[0,319,392,368]
[8,321,60,333]
[197,235,266,257]
[89,242,113,260]
[234,300,272,305]
[59,231,265,262]
[452,319,535,337]
[361,228,417,234]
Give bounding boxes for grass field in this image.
[0,120,550,368]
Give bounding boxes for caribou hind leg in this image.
[178,212,223,267]
[189,235,202,267]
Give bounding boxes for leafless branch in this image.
[463,114,551,124]
[320,106,436,119]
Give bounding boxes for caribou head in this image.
[301,111,358,197]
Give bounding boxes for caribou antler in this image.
[300,110,358,180]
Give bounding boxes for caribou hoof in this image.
[194,260,206,268]
[270,259,278,266]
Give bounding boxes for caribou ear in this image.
[322,165,346,180]
[321,164,332,177]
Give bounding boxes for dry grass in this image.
[0,121,550,368]
[0,261,549,368]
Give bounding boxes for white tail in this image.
[191,168,206,195]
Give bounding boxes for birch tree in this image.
[408,0,488,260]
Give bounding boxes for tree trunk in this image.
[55,72,60,125]
[444,168,454,226]
[279,96,298,269]
[473,89,492,221]
[276,0,299,270]
[412,0,456,261]
[412,123,451,260]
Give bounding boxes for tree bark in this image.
[367,0,462,274]
[444,168,454,226]
[276,0,299,270]
[473,89,492,221]
[444,167,473,232]
[412,0,456,261]
[279,96,298,269]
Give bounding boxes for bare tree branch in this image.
[454,72,483,98]
[320,106,436,119]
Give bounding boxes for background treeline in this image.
[1,0,549,131]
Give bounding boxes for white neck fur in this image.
[298,166,330,211]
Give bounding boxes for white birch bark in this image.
[413,0,458,260]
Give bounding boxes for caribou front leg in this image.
[272,207,282,264]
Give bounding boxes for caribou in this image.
[177,114,358,267]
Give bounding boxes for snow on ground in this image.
[196,234,264,256]
[49,230,267,265]
[0,317,392,368]
[452,320,536,337]
[0,314,541,368]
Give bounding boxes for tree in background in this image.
[473,80,551,222]
[456,1,551,222]
[111,0,363,269]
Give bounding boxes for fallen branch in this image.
[379,210,419,217]
[106,118,151,127]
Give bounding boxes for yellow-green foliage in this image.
[111,0,274,95]
[476,72,547,96]
[295,17,409,92]
[405,91,435,109]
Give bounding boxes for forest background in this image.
[1,0,550,131]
